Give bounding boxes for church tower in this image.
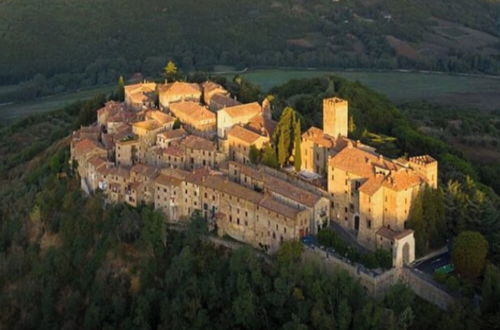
[323,97,348,138]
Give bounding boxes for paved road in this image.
[415,251,451,275]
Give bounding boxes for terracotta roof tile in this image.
[263,175,321,208]
[163,145,185,157]
[181,135,217,151]
[259,195,304,219]
[227,125,263,145]
[133,120,161,131]
[74,138,100,156]
[145,110,175,125]
[222,102,262,119]
[169,102,216,124]
[156,173,183,187]
[209,94,240,109]
[376,227,414,241]
[329,146,399,178]
[88,156,107,169]
[158,128,187,140]
[159,82,201,96]
[131,164,159,179]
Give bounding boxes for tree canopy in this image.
[452,231,489,279]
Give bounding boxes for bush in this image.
[445,276,460,291]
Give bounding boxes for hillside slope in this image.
[0,0,499,84]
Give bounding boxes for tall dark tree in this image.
[117,75,125,101]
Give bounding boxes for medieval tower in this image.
[323,97,348,138]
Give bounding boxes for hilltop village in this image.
[71,80,438,267]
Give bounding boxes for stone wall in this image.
[302,245,400,298]
[302,245,457,308]
[400,267,457,310]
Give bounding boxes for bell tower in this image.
[323,97,348,138]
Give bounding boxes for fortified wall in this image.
[302,245,457,309]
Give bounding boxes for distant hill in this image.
[0,0,499,84]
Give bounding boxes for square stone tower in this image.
[409,155,438,189]
[323,97,348,138]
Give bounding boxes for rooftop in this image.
[158,128,187,140]
[221,102,262,119]
[182,135,217,151]
[145,110,175,125]
[133,120,161,131]
[159,81,201,96]
[227,125,263,145]
[259,195,304,219]
[376,227,414,241]
[169,101,216,123]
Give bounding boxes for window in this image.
[237,218,240,225]
[367,220,372,229]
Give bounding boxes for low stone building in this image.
[216,102,262,138]
[225,125,270,164]
[168,102,216,138]
[124,82,157,111]
[158,82,202,109]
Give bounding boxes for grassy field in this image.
[236,69,500,110]
[0,85,113,125]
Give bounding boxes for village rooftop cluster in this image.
[71,80,438,266]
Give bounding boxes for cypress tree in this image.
[407,191,427,255]
[117,75,125,101]
[262,145,278,169]
[277,130,288,167]
[294,120,302,172]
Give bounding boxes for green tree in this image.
[276,240,303,265]
[262,144,278,169]
[277,130,288,167]
[173,118,181,130]
[452,231,488,279]
[294,120,302,172]
[348,115,356,135]
[249,145,260,164]
[274,107,298,167]
[407,192,427,255]
[117,75,125,101]
[164,60,178,81]
[481,264,500,327]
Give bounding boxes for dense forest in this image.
[1,0,499,100]
[1,76,500,329]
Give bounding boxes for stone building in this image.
[158,82,202,109]
[182,135,226,170]
[124,82,157,111]
[70,80,440,267]
[216,102,262,138]
[168,102,216,138]
[201,81,230,105]
[225,125,270,164]
[227,161,330,235]
[156,128,187,148]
